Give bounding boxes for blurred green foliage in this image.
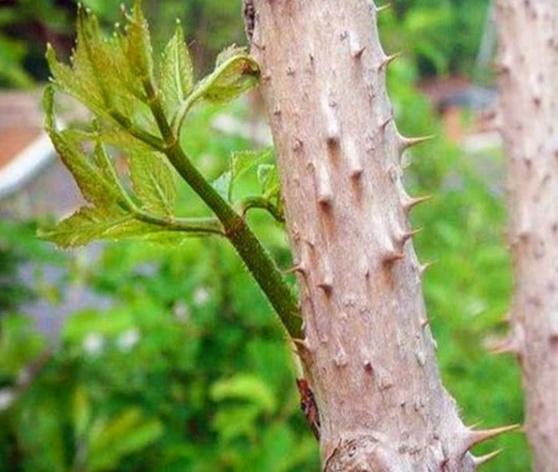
[0,0,244,88]
[0,0,530,471]
[0,0,490,87]
[385,0,491,76]
[0,95,529,470]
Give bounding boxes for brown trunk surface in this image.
[241,1,510,469]
[496,2,558,471]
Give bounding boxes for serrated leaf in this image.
[47,6,148,125]
[229,149,270,199]
[43,86,121,207]
[128,149,176,216]
[232,149,270,181]
[46,42,105,117]
[92,141,128,199]
[211,149,271,202]
[125,0,153,81]
[212,171,232,201]
[38,206,132,248]
[197,50,260,105]
[160,23,193,118]
[77,5,148,108]
[257,163,281,198]
[39,206,199,248]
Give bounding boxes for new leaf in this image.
[159,23,194,118]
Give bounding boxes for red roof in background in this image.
[0,91,43,170]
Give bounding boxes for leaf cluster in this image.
[42,1,262,249]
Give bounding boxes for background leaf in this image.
[210,373,276,415]
[85,408,163,472]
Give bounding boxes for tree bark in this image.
[242,1,508,469]
[496,2,558,471]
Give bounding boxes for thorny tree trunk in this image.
[496,1,558,471]
[243,1,510,470]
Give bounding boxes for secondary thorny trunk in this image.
[243,1,509,470]
[496,2,558,471]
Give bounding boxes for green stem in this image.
[171,86,206,138]
[133,211,224,236]
[111,111,166,151]
[170,53,258,139]
[142,79,302,338]
[240,196,285,223]
[167,143,301,337]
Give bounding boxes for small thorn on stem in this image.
[315,163,334,207]
[284,263,307,276]
[378,52,402,71]
[292,338,314,357]
[322,96,340,146]
[419,260,435,276]
[400,228,422,245]
[347,139,364,180]
[466,424,520,449]
[317,280,333,292]
[382,250,405,266]
[473,449,503,468]
[317,192,333,207]
[352,45,366,59]
[376,3,392,13]
[380,115,394,132]
[485,334,519,355]
[398,134,435,152]
[402,194,433,213]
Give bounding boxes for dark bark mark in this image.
[243,0,256,43]
[296,378,321,439]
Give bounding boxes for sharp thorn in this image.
[467,424,520,448]
[284,263,307,275]
[473,449,503,468]
[468,421,484,430]
[317,282,333,293]
[485,335,519,355]
[352,46,366,59]
[402,194,433,213]
[351,168,364,179]
[292,338,313,354]
[401,228,422,244]
[376,3,392,13]
[317,193,333,207]
[419,260,436,276]
[399,134,435,152]
[378,52,402,71]
[382,251,405,266]
[380,115,394,131]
